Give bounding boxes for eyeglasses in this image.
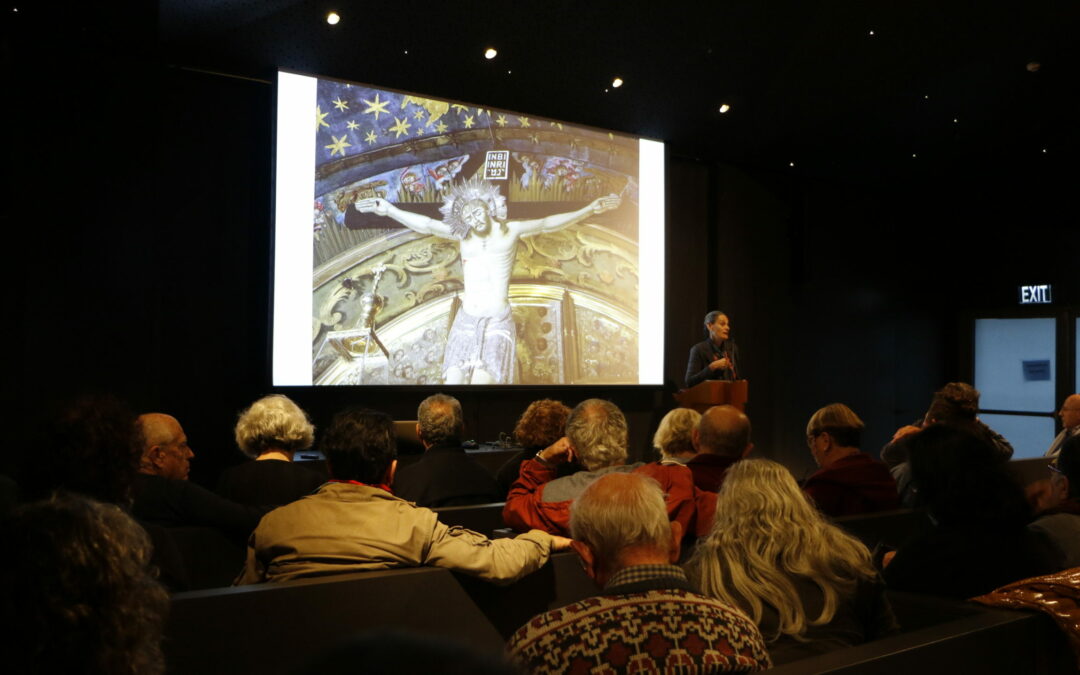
[1049,459,1063,475]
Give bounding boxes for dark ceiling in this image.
[153,0,1080,185]
[6,0,1078,187]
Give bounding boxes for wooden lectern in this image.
[673,380,748,413]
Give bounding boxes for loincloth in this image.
[442,306,516,383]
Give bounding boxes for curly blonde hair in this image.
[685,459,876,641]
[234,395,315,458]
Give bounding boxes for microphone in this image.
[724,350,738,380]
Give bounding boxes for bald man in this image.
[138,413,194,480]
[1046,394,1080,458]
[132,413,265,543]
[687,405,753,492]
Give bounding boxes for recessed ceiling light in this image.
[868,30,875,36]
[912,153,917,158]
[612,77,624,88]
[326,11,340,25]
[953,118,958,123]
[1042,148,1048,153]
[485,47,497,60]
[719,104,731,114]
[924,95,929,100]
[789,162,795,167]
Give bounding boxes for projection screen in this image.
[273,70,664,386]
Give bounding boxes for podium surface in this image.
[674,380,748,413]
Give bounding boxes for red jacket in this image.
[502,459,717,540]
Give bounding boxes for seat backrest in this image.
[166,551,595,675]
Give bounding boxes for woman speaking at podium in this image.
[685,310,740,388]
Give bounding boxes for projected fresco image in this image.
[276,72,662,386]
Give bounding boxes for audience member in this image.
[883,381,1013,468]
[237,407,568,584]
[19,394,189,589]
[1045,393,1080,457]
[653,407,701,465]
[133,413,266,542]
[882,382,1013,504]
[20,393,142,505]
[882,425,1055,599]
[394,394,503,507]
[802,403,898,517]
[495,399,576,494]
[686,459,898,665]
[1029,434,1080,569]
[508,473,771,673]
[216,394,325,507]
[503,399,716,540]
[0,493,169,675]
[687,404,752,491]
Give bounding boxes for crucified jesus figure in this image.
[355,176,621,384]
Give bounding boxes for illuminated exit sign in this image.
[1019,284,1052,304]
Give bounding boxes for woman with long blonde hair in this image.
[685,459,896,664]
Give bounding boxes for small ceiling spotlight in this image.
[953,118,958,123]
[718,104,731,114]
[868,29,875,36]
[789,162,795,167]
[612,77,624,88]
[485,47,497,60]
[326,11,340,25]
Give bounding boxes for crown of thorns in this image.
[440,177,507,237]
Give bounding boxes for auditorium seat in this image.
[165,554,1076,675]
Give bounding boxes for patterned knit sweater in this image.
[507,565,771,674]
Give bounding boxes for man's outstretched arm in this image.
[354,197,455,238]
[512,194,621,237]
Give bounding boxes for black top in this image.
[132,473,267,544]
[759,575,899,665]
[216,459,326,508]
[685,339,741,388]
[393,443,503,507]
[883,524,1057,600]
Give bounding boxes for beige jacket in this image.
[235,481,553,585]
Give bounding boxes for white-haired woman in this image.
[685,459,897,665]
[216,395,325,507]
[653,408,702,465]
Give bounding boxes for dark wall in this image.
[9,16,1080,485]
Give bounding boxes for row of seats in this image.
[163,487,1076,673]
[165,550,1074,675]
